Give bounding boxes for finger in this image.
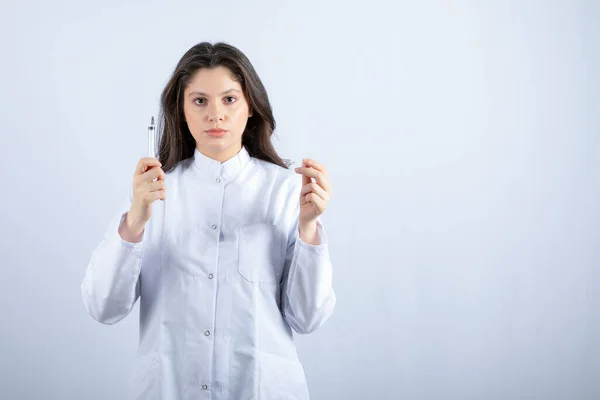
[294,166,331,193]
[145,179,166,192]
[304,192,326,214]
[146,189,166,202]
[297,164,312,187]
[302,173,311,187]
[302,158,327,176]
[149,166,166,180]
[301,182,329,202]
[135,157,162,175]
[140,166,165,183]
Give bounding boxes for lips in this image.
[206,129,227,137]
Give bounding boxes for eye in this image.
[224,96,237,104]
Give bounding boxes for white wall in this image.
[1,0,598,399]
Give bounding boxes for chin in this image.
[199,139,233,152]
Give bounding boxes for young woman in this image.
[81,41,336,399]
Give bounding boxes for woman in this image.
[81,41,336,399]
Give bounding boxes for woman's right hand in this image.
[123,157,166,238]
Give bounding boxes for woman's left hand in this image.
[294,158,332,228]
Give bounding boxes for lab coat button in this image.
[208,273,214,279]
[202,384,208,390]
[215,177,221,183]
[204,330,211,336]
[211,224,217,230]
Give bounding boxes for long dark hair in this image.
[155,41,291,173]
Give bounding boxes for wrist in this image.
[298,219,319,245]
[120,212,145,242]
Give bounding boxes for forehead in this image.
[186,66,242,93]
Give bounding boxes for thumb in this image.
[301,161,311,186]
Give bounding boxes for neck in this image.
[198,143,242,163]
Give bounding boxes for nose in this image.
[208,103,225,122]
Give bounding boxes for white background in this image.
[1,0,599,399]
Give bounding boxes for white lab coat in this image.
[81,145,336,399]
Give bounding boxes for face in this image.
[183,66,253,162]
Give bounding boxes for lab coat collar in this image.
[192,145,251,180]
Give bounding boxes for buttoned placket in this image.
[188,171,225,397]
[186,147,250,398]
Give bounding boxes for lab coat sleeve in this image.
[80,190,143,325]
[281,216,336,334]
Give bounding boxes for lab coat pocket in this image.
[258,352,309,400]
[129,351,160,400]
[238,223,285,284]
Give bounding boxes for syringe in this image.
[148,116,156,158]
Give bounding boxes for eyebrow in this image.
[188,89,241,97]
